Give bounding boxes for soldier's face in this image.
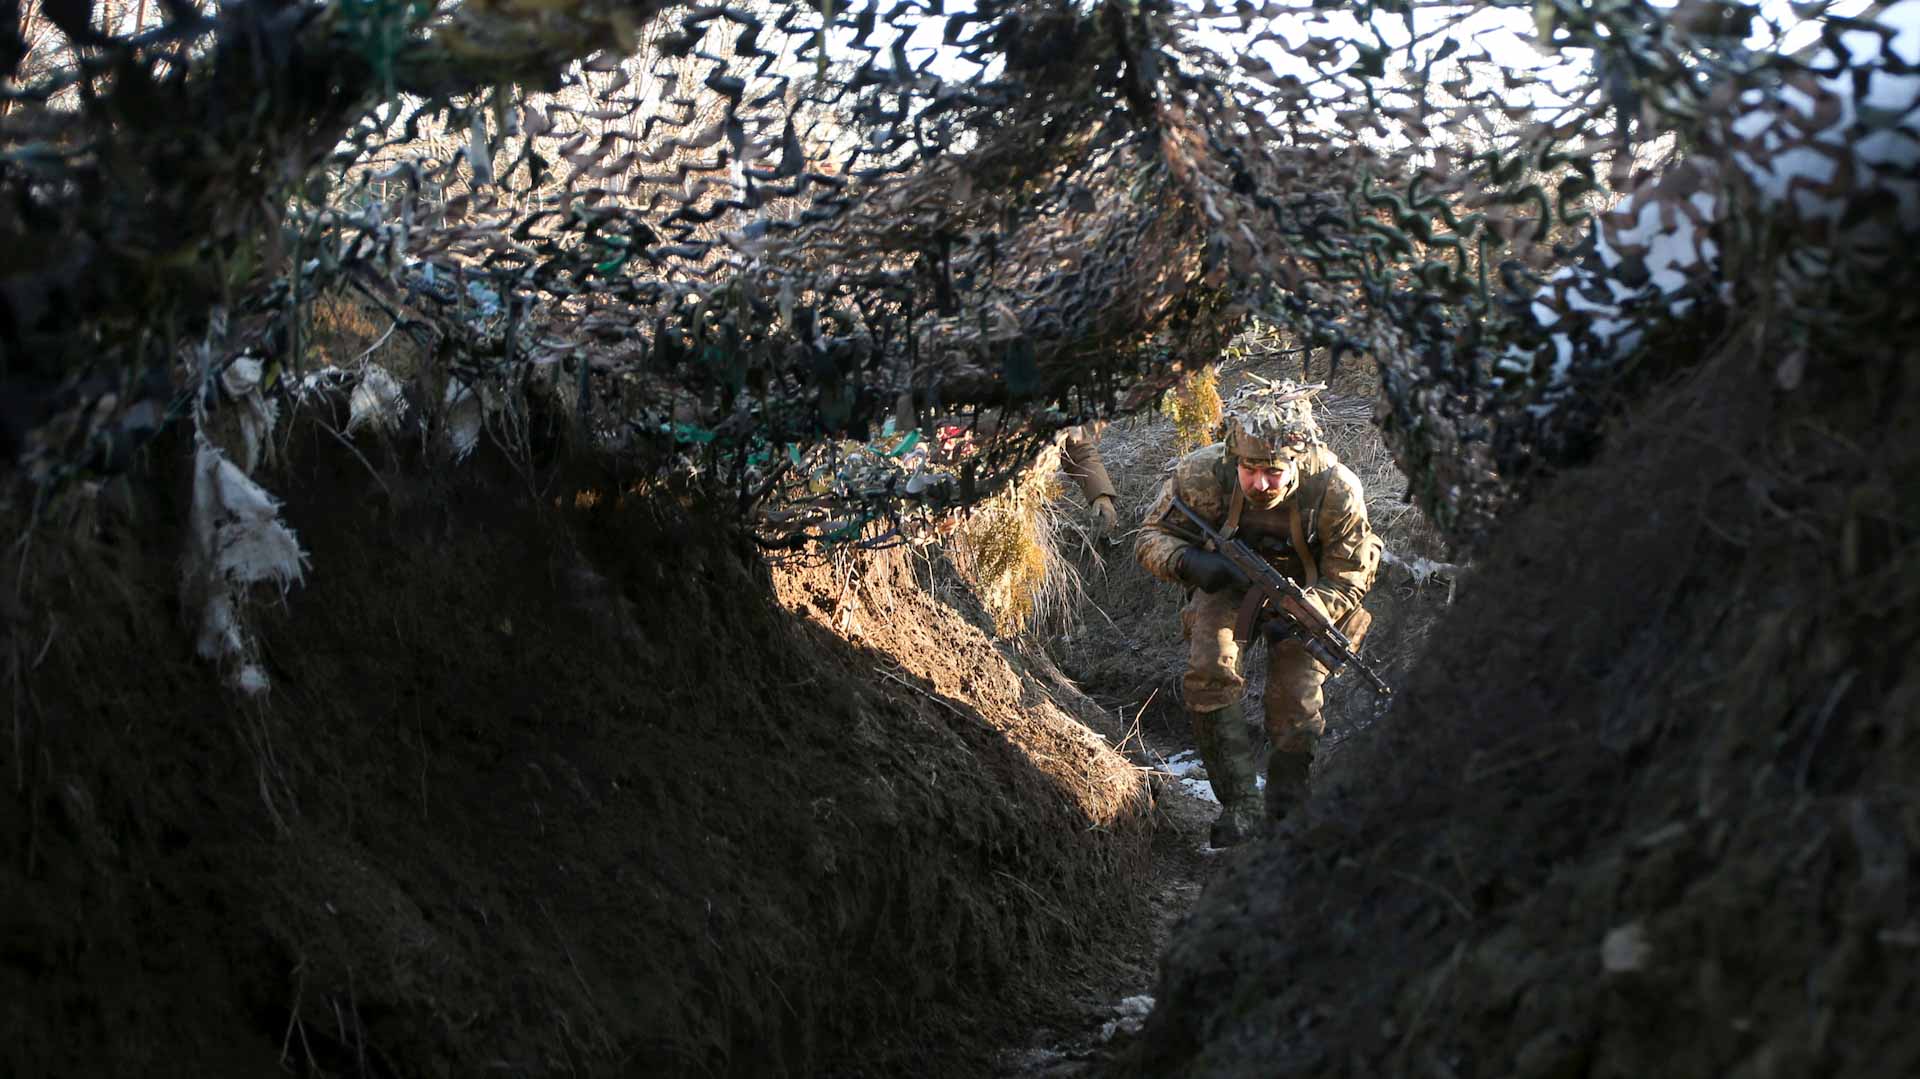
[1236,461,1294,505]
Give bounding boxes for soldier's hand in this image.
[1175,548,1250,593]
[1088,494,1119,537]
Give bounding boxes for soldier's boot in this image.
[1190,703,1260,848]
[1264,732,1318,823]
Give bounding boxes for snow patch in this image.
[1162,750,1219,804]
[1100,995,1156,1042]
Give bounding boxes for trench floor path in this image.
[993,720,1226,1077]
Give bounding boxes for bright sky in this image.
[885,0,1881,112]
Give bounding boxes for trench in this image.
[2,352,1448,1078]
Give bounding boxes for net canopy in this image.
[4,0,1915,547]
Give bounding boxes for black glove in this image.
[1175,548,1250,593]
[1260,617,1297,643]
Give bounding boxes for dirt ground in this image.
[0,418,1160,1077]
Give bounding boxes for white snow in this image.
[1160,750,1266,805]
[1161,750,1218,804]
[1099,994,1157,1041]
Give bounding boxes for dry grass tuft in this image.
[304,291,429,374]
[1165,367,1223,455]
[306,293,385,366]
[946,462,1088,638]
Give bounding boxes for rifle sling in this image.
[1221,482,1245,543]
[1288,499,1319,588]
[1232,587,1265,645]
[1223,468,1317,589]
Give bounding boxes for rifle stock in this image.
[1168,496,1392,697]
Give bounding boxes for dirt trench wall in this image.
[1129,343,1920,1077]
[0,429,1151,1078]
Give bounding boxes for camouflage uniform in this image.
[1060,424,1119,534]
[935,418,1120,532]
[1060,425,1118,504]
[1135,379,1381,844]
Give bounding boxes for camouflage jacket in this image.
[1134,442,1381,620]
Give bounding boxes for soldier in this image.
[1135,378,1382,847]
[934,418,1120,536]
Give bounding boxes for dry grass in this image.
[945,455,1090,638]
[1164,367,1222,454]
[306,293,384,366]
[304,291,429,375]
[1316,392,1451,564]
[1159,362,1221,451]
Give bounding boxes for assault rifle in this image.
[1168,496,1392,696]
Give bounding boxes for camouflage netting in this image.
[4,0,1917,670]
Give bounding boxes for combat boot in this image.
[1190,702,1260,848]
[1264,733,1317,823]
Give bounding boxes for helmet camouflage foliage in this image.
[1222,376,1326,464]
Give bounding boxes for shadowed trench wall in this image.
[0,425,1152,1077]
[1129,337,1920,1077]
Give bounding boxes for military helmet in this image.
[1222,376,1326,465]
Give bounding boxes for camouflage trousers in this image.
[1180,587,1329,752]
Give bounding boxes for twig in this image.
[1394,942,1466,1077]
[1462,741,1561,785]
[1118,687,1159,756]
[1796,669,1857,790]
[315,418,393,499]
[11,642,24,794]
[280,959,318,1072]
[994,870,1073,930]
[538,898,601,1007]
[31,617,58,670]
[874,665,970,720]
[355,318,399,363]
[1696,509,1751,550]
[1079,592,1122,632]
[1389,869,1473,923]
